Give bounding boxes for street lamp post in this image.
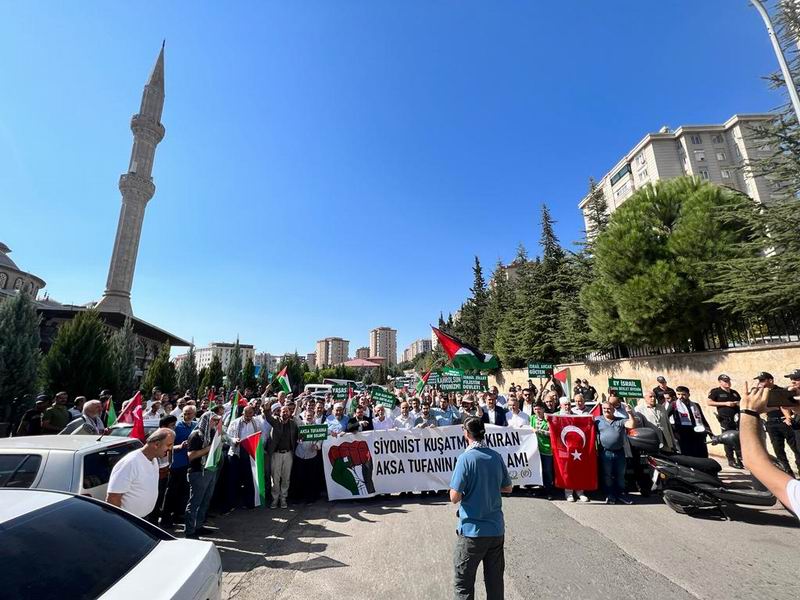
[751,0,800,123]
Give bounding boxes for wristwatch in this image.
[741,409,761,418]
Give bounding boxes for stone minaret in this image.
[96,44,165,316]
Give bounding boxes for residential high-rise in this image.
[315,337,349,367]
[195,342,255,372]
[355,346,370,359]
[369,327,397,366]
[403,338,431,362]
[579,114,777,233]
[306,352,317,367]
[254,352,278,373]
[96,44,166,316]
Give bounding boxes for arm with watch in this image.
[739,382,797,516]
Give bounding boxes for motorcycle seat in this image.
[664,454,722,475]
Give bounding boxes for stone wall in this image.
[489,342,800,460]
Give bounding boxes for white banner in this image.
[322,424,541,501]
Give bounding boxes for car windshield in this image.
[0,495,163,599]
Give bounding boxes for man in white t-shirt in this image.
[739,380,800,519]
[106,428,175,517]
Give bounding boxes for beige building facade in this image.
[195,342,255,371]
[579,114,776,232]
[370,327,397,366]
[355,346,371,359]
[315,337,349,367]
[403,338,431,362]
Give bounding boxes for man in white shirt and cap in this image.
[372,405,395,431]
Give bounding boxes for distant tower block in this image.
[96,43,165,316]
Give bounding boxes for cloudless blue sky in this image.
[0,1,784,357]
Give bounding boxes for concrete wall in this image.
[489,343,800,459]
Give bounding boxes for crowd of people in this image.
[10,368,800,536]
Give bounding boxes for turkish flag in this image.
[547,415,598,491]
[119,391,146,442]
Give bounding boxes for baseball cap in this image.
[785,369,800,381]
[35,393,50,402]
[754,371,774,381]
[717,374,731,383]
[656,376,667,384]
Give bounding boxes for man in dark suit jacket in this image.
[264,405,299,508]
[347,405,374,432]
[481,394,508,427]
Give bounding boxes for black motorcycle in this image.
[627,428,776,519]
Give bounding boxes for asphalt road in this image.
[213,474,799,600]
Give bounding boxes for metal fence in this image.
[584,311,800,363]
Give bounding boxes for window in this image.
[0,454,42,488]
[0,273,6,288]
[0,496,165,599]
[735,144,742,158]
[639,169,649,181]
[694,150,706,162]
[716,151,726,161]
[82,443,139,490]
[711,134,724,144]
[721,169,731,179]
[636,153,646,166]
[609,164,632,186]
[13,278,22,290]
[690,134,702,144]
[699,168,709,180]
[614,182,633,199]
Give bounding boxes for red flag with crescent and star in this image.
[547,415,598,491]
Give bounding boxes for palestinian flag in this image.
[208,389,216,404]
[553,368,571,399]
[240,432,266,507]
[224,390,247,427]
[276,367,291,394]
[105,397,117,427]
[416,369,431,395]
[204,418,224,471]
[431,326,499,371]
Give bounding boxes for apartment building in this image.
[579,114,776,232]
[370,327,397,366]
[315,337,349,367]
[195,342,255,371]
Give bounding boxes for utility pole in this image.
[751,0,800,123]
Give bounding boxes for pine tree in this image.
[554,251,596,360]
[40,310,114,399]
[583,177,610,245]
[142,342,176,394]
[494,262,527,368]
[0,292,41,419]
[241,358,257,391]
[199,355,224,393]
[109,317,137,400]
[197,367,208,393]
[257,361,270,390]
[479,260,511,354]
[455,256,488,347]
[226,338,243,389]
[176,343,198,395]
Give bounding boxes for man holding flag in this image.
[185,411,223,538]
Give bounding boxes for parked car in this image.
[0,488,221,599]
[0,435,142,500]
[108,423,158,438]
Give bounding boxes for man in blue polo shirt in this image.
[449,416,513,600]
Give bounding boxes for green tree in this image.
[456,256,488,348]
[40,310,114,399]
[583,177,610,245]
[554,251,596,360]
[241,358,257,390]
[257,361,270,390]
[0,292,41,420]
[226,338,243,388]
[479,260,512,355]
[199,355,224,393]
[176,343,198,395]
[142,342,176,394]
[494,260,529,368]
[583,177,758,348]
[109,317,138,400]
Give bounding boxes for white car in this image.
[0,435,142,500]
[0,488,221,599]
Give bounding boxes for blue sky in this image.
[0,1,783,357]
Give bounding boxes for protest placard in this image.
[528,362,554,378]
[370,386,398,410]
[299,424,329,442]
[608,378,644,399]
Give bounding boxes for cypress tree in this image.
[142,342,176,394]
[0,292,41,419]
[226,338,243,388]
[241,358,257,390]
[109,317,137,400]
[176,343,199,395]
[480,260,512,354]
[40,310,114,399]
